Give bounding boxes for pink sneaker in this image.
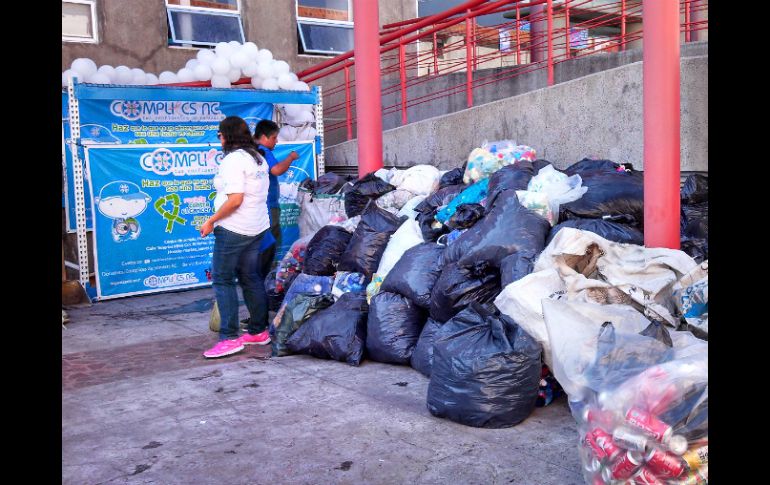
[203,339,245,358]
[239,329,271,346]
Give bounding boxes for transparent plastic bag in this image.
[542,299,708,484]
[274,235,313,293]
[520,165,588,225]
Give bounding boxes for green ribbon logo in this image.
[154,193,187,232]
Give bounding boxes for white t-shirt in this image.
[213,148,270,236]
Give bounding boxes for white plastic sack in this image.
[535,227,698,326]
[388,168,407,188]
[374,168,392,183]
[397,195,427,220]
[375,189,415,214]
[297,191,346,239]
[375,218,424,279]
[494,268,567,368]
[541,299,659,400]
[397,164,441,196]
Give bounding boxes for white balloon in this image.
[177,67,196,82]
[273,60,290,76]
[256,49,273,63]
[277,73,295,90]
[86,72,111,84]
[278,124,297,142]
[114,65,133,84]
[292,81,310,91]
[144,73,160,85]
[158,71,178,84]
[226,68,241,83]
[255,62,274,80]
[250,76,264,89]
[242,42,259,59]
[197,49,216,65]
[97,65,116,82]
[211,74,231,88]
[61,69,81,87]
[229,40,242,48]
[288,73,298,83]
[194,64,213,81]
[261,77,279,90]
[211,57,231,75]
[71,58,98,79]
[241,61,260,77]
[230,51,250,68]
[283,104,303,119]
[185,58,200,70]
[130,69,147,85]
[215,42,235,58]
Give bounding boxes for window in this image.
[166,0,244,48]
[297,0,353,56]
[62,0,98,43]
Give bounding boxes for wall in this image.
[325,55,708,173]
[61,0,416,95]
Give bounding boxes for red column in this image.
[643,0,680,249]
[353,0,383,177]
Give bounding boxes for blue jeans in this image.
[212,226,269,340]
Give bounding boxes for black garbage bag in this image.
[499,250,541,288]
[338,202,406,279]
[270,293,335,357]
[344,172,396,217]
[681,174,708,205]
[381,242,445,308]
[680,238,708,264]
[303,225,353,276]
[486,160,534,208]
[560,170,645,227]
[446,203,485,230]
[438,165,465,189]
[547,218,644,246]
[563,158,624,176]
[315,172,354,195]
[426,302,542,428]
[681,203,708,240]
[286,292,369,366]
[366,291,427,364]
[265,268,284,312]
[414,184,465,215]
[410,318,442,377]
[532,159,553,173]
[417,209,448,242]
[430,262,501,323]
[440,190,550,271]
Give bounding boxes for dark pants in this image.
[212,226,269,340]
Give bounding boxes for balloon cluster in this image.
[62,41,311,92]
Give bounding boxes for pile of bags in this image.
[263,142,708,452]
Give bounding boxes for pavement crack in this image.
[187,369,222,381]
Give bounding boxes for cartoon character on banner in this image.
[96,181,152,242]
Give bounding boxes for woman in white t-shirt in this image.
[200,116,273,358]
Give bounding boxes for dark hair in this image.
[254,119,280,140]
[218,116,262,164]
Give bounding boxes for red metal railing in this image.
[296,0,707,144]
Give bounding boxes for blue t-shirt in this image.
[258,144,280,209]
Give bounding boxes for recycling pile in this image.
[262,140,708,482]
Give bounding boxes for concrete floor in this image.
[62,287,585,485]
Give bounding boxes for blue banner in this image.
[87,144,220,299]
[78,96,273,145]
[273,142,317,259]
[87,142,316,299]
